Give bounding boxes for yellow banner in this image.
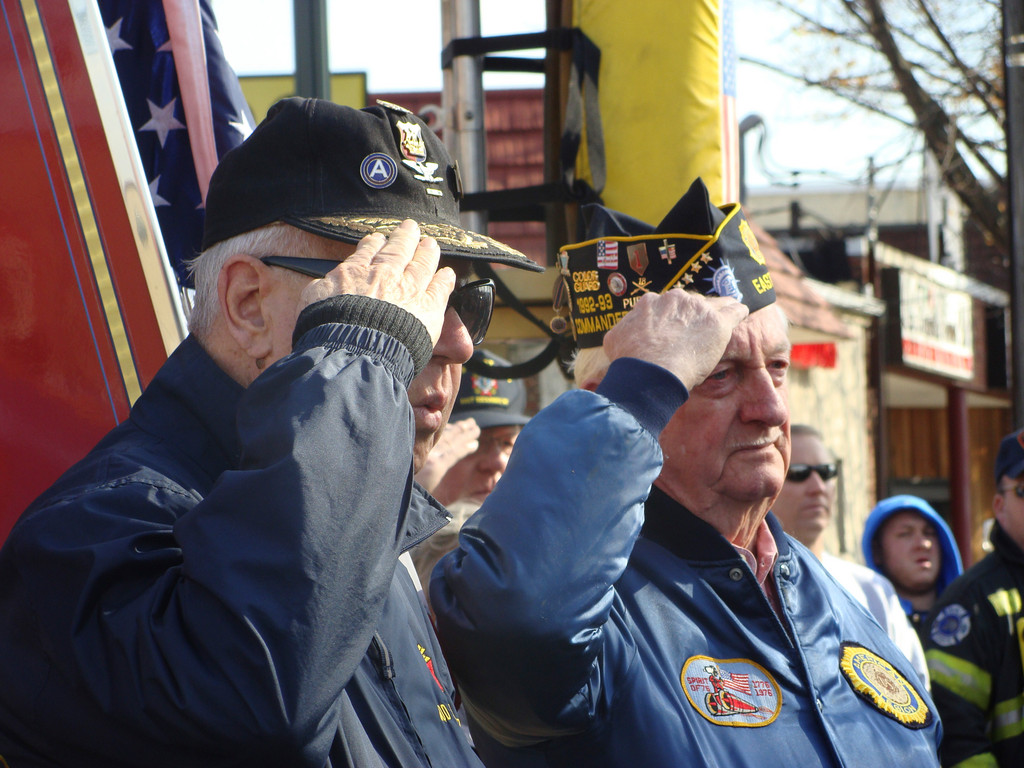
[574,0,735,219]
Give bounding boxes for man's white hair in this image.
[186,223,344,339]
[571,346,612,389]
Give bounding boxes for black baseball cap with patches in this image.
[552,177,776,349]
[202,97,541,272]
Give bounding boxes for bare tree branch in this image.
[858,0,1005,249]
[912,0,1003,122]
[742,55,917,128]
[753,0,1007,251]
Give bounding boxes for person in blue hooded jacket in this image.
[863,494,964,644]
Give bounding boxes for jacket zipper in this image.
[371,632,395,680]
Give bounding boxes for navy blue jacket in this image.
[433,358,942,767]
[925,523,1024,766]
[0,325,482,767]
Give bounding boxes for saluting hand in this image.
[298,220,455,346]
[603,290,749,391]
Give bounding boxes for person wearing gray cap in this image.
[924,426,1024,767]
[0,98,540,766]
[412,350,531,602]
[420,349,531,507]
[431,179,941,767]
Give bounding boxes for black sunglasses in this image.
[787,463,839,482]
[998,482,1024,499]
[260,256,495,345]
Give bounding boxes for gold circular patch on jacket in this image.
[839,643,932,728]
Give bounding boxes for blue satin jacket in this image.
[433,358,942,768]
[0,327,481,768]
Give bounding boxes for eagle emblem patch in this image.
[839,643,932,728]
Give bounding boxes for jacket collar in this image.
[129,335,245,487]
[640,485,791,562]
[993,521,1024,566]
[406,485,457,552]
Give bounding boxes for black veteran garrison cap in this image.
[202,97,540,271]
[452,350,531,430]
[552,177,776,348]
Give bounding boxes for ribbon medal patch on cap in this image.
[681,656,782,727]
[930,603,971,647]
[839,643,931,728]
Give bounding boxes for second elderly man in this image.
[431,179,942,767]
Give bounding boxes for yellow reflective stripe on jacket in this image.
[927,649,991,710]
[991,692,1024,743]
[950,753,998,768]
[988,588,1022,617]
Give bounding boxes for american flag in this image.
[719,0,739,203]
[659,240,677,264]
[597,240,619,269]
[721,671,751,694]
[99,0,254,288]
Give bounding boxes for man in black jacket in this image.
[0,98,541,766]
[925,427,1024,767]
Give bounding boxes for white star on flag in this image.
[148,176,170,207]
[105,18,131,53]
[140,98,186,147]
[228,110,254,140]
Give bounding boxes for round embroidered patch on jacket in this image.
[839,643,932,728]
[930,603,971,647]
[680,656,782,727]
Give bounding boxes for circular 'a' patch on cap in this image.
[551,178,776,349]
[202,97,542,272]
[451,350,530,430]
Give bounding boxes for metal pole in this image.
[738,114,764,207]
[544,0,571,255]
[1005,0,1024,424]
[867,157,888,500]
[294,0,330,100]
[947,386,973,567]
[441,0,487,237]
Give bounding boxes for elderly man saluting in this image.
[431,179,942,767]
[0,98,541,767]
